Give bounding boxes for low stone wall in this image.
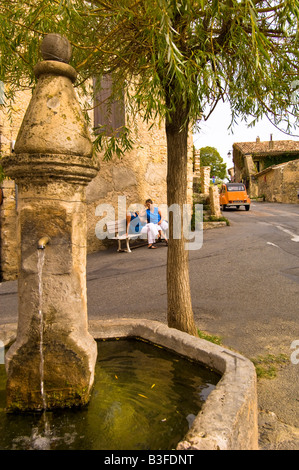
[203,220,227,230]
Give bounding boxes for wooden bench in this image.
[106,219,142,253]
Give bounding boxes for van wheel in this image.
[245,205,250,211]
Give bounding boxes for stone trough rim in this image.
[0,318,258,450]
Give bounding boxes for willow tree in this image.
[0,0,298,336]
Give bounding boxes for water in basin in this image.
[0,338,220,450]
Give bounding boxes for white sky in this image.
[193,101,299,169]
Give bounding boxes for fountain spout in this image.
[37,236,50,250]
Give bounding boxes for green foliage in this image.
[200,146,227,179]
[251,353,289,379]
[0,164,4,184]
[204,215,230,225]
[190,202,229,230]
[0,0,298,156]
[263,153,299,169]
[93,126,134,161]
[197,329,222,346]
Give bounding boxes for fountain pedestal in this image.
[2,34,99,411]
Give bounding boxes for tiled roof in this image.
[233,139,299,156]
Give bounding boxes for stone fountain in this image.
[0,34,259,450]
[2,34,99,411]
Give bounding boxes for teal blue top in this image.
[146,207,160,224]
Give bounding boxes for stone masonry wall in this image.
[209,185,221,218]
[0,89,31,280]
[0,179,19,281]
[0,83,194,264]
[0,89,32,154]
[86,113,194,253]
[200,166,211,195]
[281,159,299,204]
[257,159,299,204]
[86,117,168,252]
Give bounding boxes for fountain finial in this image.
[5,31,98,163]
[40,33,72,64]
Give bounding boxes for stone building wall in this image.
[233,139,299,199]
[0,83,194,262]
[0,89,32,154]
[0,179,19,280]
[86,115,194,252]
[257,159,299,204]
[0,89,31,280]
[86,117,168,253]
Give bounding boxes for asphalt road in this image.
[87,202,299,365]
[1,201,299,440]
[190,201,299,357]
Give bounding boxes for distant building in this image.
[256,158,299,204]
[232,136,299,201]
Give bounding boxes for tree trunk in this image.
[165,103,198,337]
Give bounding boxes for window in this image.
[93,75,125,137]
[227,184,245,191]
[254,160,260,172]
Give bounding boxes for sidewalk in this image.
[0,238,299,450]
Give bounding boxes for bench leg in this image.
[125,238,132,253]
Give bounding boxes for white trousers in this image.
[140,221,168,244]
[140,223,159,245]
[157,220,168,234]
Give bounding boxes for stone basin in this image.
[0,318,258,450]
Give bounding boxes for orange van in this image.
[220,183,250,211]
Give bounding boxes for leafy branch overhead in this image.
[0,0,298,145]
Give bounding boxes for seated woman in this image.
[126,209,158,249]
[127,205,163,249]
[145,199,168,245]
